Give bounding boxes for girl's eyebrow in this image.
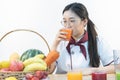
[69,17,75,19]
[63,17,76,20]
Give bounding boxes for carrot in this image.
[44,50,59,66]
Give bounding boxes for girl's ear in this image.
[83,19,88,27]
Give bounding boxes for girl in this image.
[50,2,114,75]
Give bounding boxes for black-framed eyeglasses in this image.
[61,19,81,27]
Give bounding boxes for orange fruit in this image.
[9,52,20,62]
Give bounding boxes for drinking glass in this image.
[113,50,120,80]
[60,29,72,41]
[67,71,82,80]
[92,72,107,80]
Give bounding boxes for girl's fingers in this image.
[59,34,66,39]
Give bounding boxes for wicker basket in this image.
[0,71,34,80]
[0,29,50,80]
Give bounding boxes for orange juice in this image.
[61,29,72,41]
[67,72,82,80]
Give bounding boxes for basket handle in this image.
[0,29,50,52]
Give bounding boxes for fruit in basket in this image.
[35,70,48,79]
[25,74,39,80]
[5,77,17,80]
[25,71,48,80]
[31,76,39,80]
[34,54,46,59]
[23,56,46,67]
[35,70,44,79]
[9,52,20,62]
[25,73,34,80]
[0,68,10,72]
[20,49,45,62]
[45,50,59,66]
[0,62,2,69]
[23,63,47,72]
[9,60,24,71]
[0,60,10,68]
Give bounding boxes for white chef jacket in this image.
[55,35,114,74]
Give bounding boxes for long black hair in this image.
[63,2,100,67]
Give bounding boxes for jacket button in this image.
[71,51,74,54]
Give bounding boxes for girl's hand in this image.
[51,28,68,50]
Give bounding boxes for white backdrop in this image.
[0,0,120,60]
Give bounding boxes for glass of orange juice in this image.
[61,29,72,41]
[67,71,82,80]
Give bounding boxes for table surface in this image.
[48,74,115,80]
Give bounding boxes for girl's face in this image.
[62,10,87,40]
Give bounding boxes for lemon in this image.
[5,77,17,80]
[0,60,10,68]
[0,62,2,69]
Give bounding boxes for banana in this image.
[23,62,47,72]
[34,54,45,59]
[23,57,46,67]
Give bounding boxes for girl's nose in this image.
[65,23,71,28]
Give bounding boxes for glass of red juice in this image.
[92,72,107,80]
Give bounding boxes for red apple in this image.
[9,60,24,71]
[35,70,44,79]
[0,68,10,72]
[31,76,39,80]
[35,71,48,79]
[25,73,33,80]
[42,72,48,79]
